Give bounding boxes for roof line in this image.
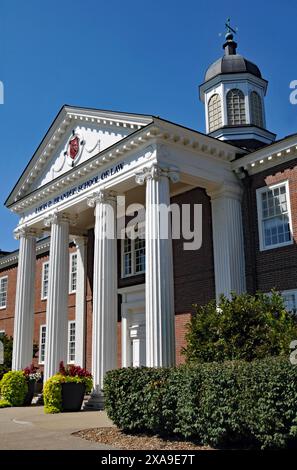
[5,121,154,208]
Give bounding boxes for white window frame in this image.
[281,289,297,314]
[67,320,76,364]
[121,224,145,278]
[256,181,293,251]
[0,330,5,336]
[0,276,8,310]
[69,252,78,294]
[39,324,46,365]
[41,261,49,300]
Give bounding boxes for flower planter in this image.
[23,380,35,406]
[34,381,43,395]
[61,382,85,412]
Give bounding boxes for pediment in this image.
[6,105,152,207]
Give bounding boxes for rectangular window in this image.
[69,253,78,293]
[41,262,49,300]
[39,325,46,364]
[68,321,76,364]
[122,224,145,278]
[282,290,297,314]
[256,181,293,250]
[0,276,8,309]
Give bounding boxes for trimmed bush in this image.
[104,357,297,449]
[183,291,297,363]
[0,334,13,380]
[0,371,28,406]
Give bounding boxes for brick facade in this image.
[1,163,297,369]
[242,159,297,293]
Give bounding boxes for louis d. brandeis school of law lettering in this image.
[1,31,297,408]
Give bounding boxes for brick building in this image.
[0,32,296,408]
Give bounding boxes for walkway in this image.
[0,406,115,450]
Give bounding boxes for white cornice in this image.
[7,107,151,207]
[9,121,242,214]
[0,239,51,269]
[232,134,297,175]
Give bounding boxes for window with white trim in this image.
[69,253,78,293]
[122,224,145,277]
[0,276,8,309]
[41,262,49,300]
[68,321,76,364]
[227,88,246,125]
[250,91,264,128]
[208,94,222,132]
[282,290,297,314]
[257,182,293,250]
[39,325,46,364]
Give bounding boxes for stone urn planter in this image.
[61,382,86,412]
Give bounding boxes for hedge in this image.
[0,371,28,406]
[104,357,297,449]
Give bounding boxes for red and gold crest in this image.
[64,131,84,167]
[68,136,80,160]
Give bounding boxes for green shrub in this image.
[0,371,28,406]
[104,358,297,449]
[0,399,12,408]
[0,334,13,380]
[183,291,297,363]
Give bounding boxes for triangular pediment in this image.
[6,105,153,207]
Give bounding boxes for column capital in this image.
[43,211,77,228]
[135,164,180,185]
[207,183,243,202]
[87,189,117,208]
[14,225,39,240]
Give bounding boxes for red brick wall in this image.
[175,313,191,365]
[243,159,297,293]
[171,187,216,312]
[0,263,17,337]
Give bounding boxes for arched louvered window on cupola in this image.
[208,94,222,132]
[250,91,264,128]
[227,89,246,125]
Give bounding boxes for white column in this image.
[73,236,87,368]
[85,190,117,409]
[208,184,246,301]
[12,227,37,370]
[43,213,70,382]
[136,164,179,367]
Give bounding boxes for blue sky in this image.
[0,0,296,250]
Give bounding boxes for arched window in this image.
[227,89,246,125]
[208,94,222,132]
[250,91,264,128]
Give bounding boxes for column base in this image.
[83,388,105,410]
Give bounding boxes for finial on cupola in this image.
[223,18,238,55]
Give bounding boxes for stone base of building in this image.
[83,389,105,410]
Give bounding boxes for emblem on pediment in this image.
[64,130,85,167]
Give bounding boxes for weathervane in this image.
[219,18,238,39]
[225,18,238,36]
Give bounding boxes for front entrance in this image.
[119,284,146,368]
[129,318,146,367]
